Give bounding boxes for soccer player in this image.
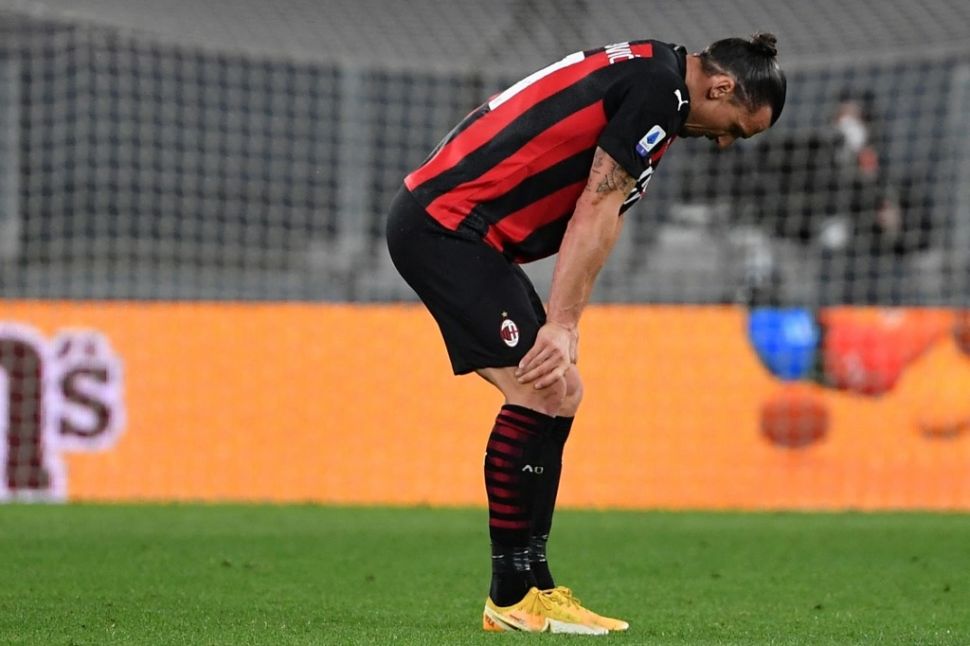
[386,33,787,634]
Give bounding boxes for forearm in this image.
[545,146,631,330]
[546,209,621,329]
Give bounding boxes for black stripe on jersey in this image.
[508,216,571,263]
[409,66,615,205]
[472,148,595,226]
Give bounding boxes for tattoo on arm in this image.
[587,148,635,195]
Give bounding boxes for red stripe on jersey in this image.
[483,225,505,251]
[424,101,606,229]
[631,42,654,58]
[405,51,611,191]
[486,179,588,249]
[651,136,675,164]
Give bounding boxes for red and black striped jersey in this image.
[405,39,690,263]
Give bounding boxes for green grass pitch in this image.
[1,505,969,645]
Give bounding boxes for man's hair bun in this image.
[751,32,779,58]
[700,32,786,124]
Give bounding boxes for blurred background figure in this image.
[733,87,936,308]
[818,89,933,305]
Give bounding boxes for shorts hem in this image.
[451,358,521,376]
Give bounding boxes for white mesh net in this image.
[0,0,967,303]
[0,1,969,504]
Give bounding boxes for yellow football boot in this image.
[546,586,630,632]
[482,587,608,634]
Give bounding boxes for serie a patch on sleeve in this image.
[636,125,666,157]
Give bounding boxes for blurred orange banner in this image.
[2,302,968,509]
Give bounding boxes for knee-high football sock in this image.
[484,404,554,606]
[529,415,573,590]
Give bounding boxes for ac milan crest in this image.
[500,317,520,348]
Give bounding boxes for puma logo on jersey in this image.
[674,89,689,111]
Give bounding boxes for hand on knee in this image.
[559,367,584,417]
[510,374,567,417]
[477,366,569,417]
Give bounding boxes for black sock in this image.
[484,404,553,605]
[529,415,573,590]
[489,544,533,607]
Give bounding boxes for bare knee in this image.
[477,366,567,417]
[508,374,567,416]
[560,366,584,417]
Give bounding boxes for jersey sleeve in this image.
[597,63,688,181]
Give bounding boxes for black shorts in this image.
[386,187,546,375]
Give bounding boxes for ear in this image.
[707,74,736,101]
